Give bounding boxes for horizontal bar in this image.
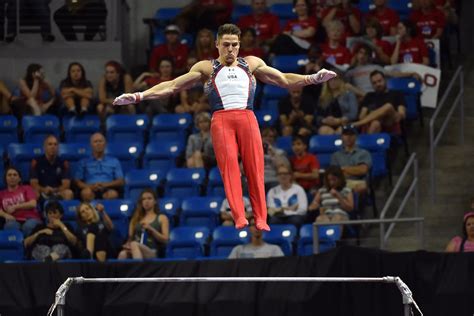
[72,276,398,284]
[313,217,424,227]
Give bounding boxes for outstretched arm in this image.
[247,56,336,89]
[113,61,209,105]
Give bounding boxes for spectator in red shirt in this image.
[320,20,351,68]
[193,28,218,61]
[322,0,362,37]
[176,0,233,33]
[239,28,264,58]
[290,135,320,191]
[0,166,42,236]
[237,0,280,48]
[365,0,399,36]
[148,25,189,75]
[270,0,317,55]
[434,0,458,25]
[409,0,446,39]
[391,20,429,65]
[360,17,392,65]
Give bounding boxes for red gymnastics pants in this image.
[211,109,270,231]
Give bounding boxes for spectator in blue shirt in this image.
[30,135,74,201]
[74,132,124,202]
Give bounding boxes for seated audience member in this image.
[97,60,134,120]
[24,201,77,262]
[435,0,458,25]
[279,87,315,137]
[290,135,320,192]
[391,20,429,66]
[359,18,393,65]
[0,166,42,236]
[75,133,124,202]
[365,0,399,36]
[186,112,215,168]
[0,79,14,114]
[267,165,308,227]
[22,0,55,41]
[228,218,284,259]
[54,0,107,41]
[175,0,233,33]
[446,212,474,253]
[59,62,94,116]
[193,28,218,61]
[76,202,113,262]
[270,0,317,55]
[353,70,406,134]
[148,25,189,75]
[239,28,264,58]
[261,127,290,189]
[300,45,334,102]
[16,63,56,116]
[321,0,362,37]
[220,196,252,226]
[134,58,177,116]
[308,166,354,225]
[345,44,421,98]
[118,189,169,259]
[330,125,372,194]
[30,135,73,201]
[316,74,358,135]
[409,0,446,39]
[320,20,352,69]
[175,54,209,114]
[237,0,280,49]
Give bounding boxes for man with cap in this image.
[330,125,372,194]
[148,24,189,75]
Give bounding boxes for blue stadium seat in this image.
[106,114,149,143]
[270,55,307,73]
[275,136,293,156]
[0,115,18,147]
[124,169,164,202]
[150,113,192,138]
[269,3,296,20]
[154,7,181,22]
[207,167,225,197]
[388,0,412,20]
[180,196,223,230]
[92,199,131,248]
[58,143,90,174]
[297,224,341,255]
[56,199,81,231]
[356,133,391,178]
[63,115,100,143]
[232,4,252,22]
[210,226,250,258]
[386,78,422,121]
[7,143,43,181]
[22,115,60,143]
[105,141,144,173]
[0,154,4,189]
[159,197,181,227]
[0,229,24,262]
[263,224,297,256]
[166,226,210,259]
[255,109,279,128]
[151,132,186,147]
[260,98,279,112]
[309,135,343,169]
[143,140,184,170]
[357,0,373,13]
[261,85,287,107]
[165,168,206,198]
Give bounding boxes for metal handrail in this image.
[429,66,464,203]
[313,153,421,252]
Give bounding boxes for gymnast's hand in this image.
[113,92,144,106]
[305,68,337,85]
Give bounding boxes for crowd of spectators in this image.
[0,0,463,261]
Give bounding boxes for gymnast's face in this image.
[216,34,240,66]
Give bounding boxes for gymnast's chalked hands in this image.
[113,92,143,106]
[307,68,337,84]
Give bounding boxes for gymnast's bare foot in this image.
[255,220,270,231]
[234,217,249,229]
